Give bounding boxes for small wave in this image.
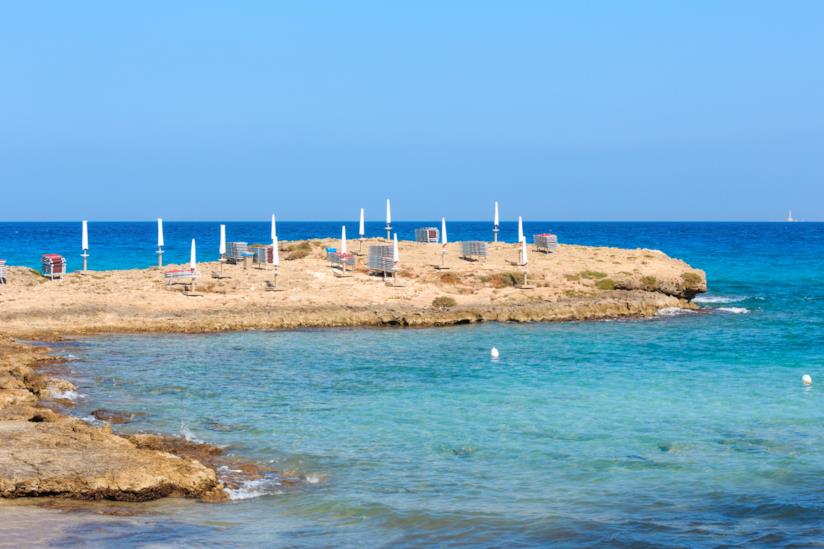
[52,390,79,401]
[717,307,749,314]
[304,472,326,484]
[226,477,284,500]
[82,415,103,426]
[178,422,205,443]
[694,295,746,304]
[656,307,696,317]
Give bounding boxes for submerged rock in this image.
[91,408,146,424]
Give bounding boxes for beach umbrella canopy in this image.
[393,233,399,263]
[219,224,226,256]
[190,239,197,270]
[81,220,88,251]
[341,225,348,254]
[386,199,392,225]
[157,218,164,248]
[517,216,524,243]
[270,214,277,243]
[271,237,280,266]
[494,202,499,226]
[521,236,528,265]
[359,208,365,237]
[441,217,448,245]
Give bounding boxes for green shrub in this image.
[432,296,457,309]
[681,272,703,286]
[439,272,461,284]
[285,249,311,261]
[640,275,657,288]
[595,278,615,290]
[285,241,312,252]
[480,271,525,288]
[579,270,607,280]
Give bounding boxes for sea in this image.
[2,221,824,547]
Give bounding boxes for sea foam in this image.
[656,307,696,317]
[693,295,746,304]
[226,477,284,500]
[717,307,749,314]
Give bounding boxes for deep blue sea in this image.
[4,222,824,547]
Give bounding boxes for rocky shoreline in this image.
[0,240,706,503]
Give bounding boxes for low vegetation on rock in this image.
[432,296,457,308]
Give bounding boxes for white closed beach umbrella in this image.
[219,224,226,256]
[157,218,165,268]
[517,216,524,243]
[493,202,500,242]
[190,239,197,270]
[441,217,448,245]
[81,220,89,271]
[341,225,348,254]
[521,236,528,265]
[271,236,280,266]
[359,208,365,238]
[393,233,399,263]
[157,218,164,248]
[81,220,88,251]
[270,214,277,243]
[386,199,392,226]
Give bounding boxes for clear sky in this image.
[1,1,822,221]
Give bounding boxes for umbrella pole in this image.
[82,252,88,272]
[157,247,163,268]
[493,226,499,243]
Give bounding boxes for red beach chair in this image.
[41,254,67,280]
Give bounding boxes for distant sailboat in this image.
[787,210,797,222]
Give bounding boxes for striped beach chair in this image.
[41,254,67,280]
[460,241,488,261]
[163,268,201,287]
[534,233,559,253]
[0,260,7,284]
[414,227,440,243]
[226,242,249,264]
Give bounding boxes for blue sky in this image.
[1,1,822,221]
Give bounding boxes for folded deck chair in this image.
[0,260,6,284]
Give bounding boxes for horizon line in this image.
[0,219,818,224]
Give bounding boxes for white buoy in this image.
[490,347,500,359]
[802,374,812,385]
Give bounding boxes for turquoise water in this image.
[21,223,824,546]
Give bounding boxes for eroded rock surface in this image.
[0,337,226,502]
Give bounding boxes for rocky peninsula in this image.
[0,239,706,503]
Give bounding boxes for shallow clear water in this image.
[8,222,824,547]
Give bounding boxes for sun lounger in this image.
[163,268,201,286]
[367,245,396,274]
[251,246,274,265]
[328,252,356,269]
[0,260,6,284]
[534,233,559,253]
[461,241,488,261]
[226,242,249,264]
[414,227,440,243]
[41,254,67,280]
